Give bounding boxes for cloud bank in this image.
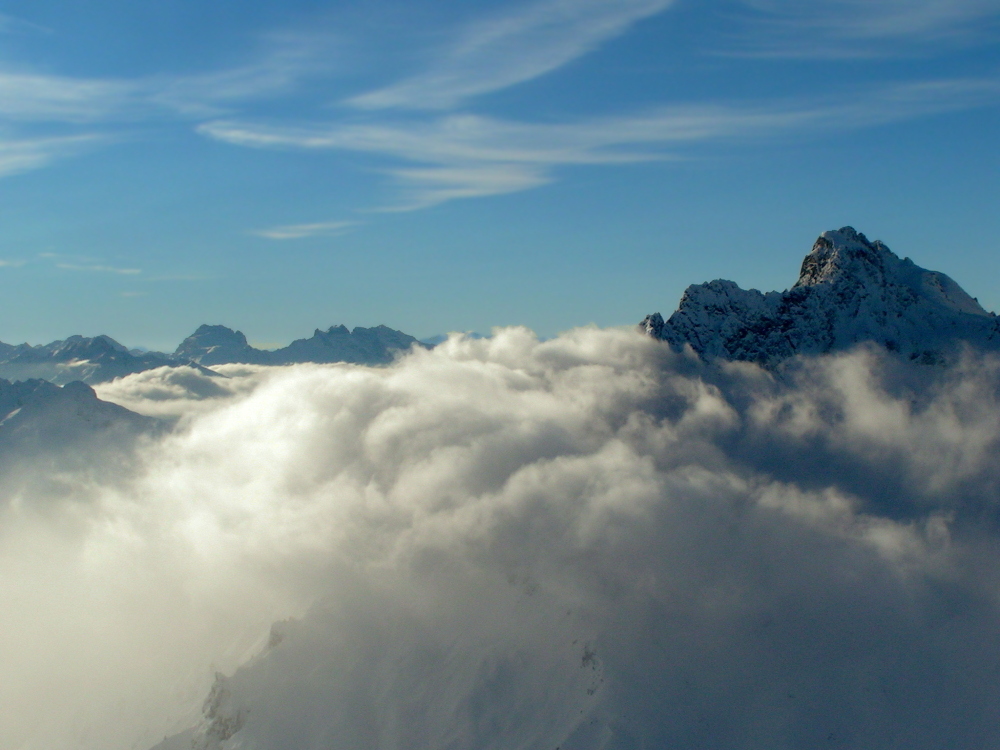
[4,328,1000,749]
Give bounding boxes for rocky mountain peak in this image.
[794,226,893,289]
[641,227,999,365]
[174,324,265,366]
[175,324,251,353]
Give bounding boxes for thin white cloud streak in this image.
[0,32,336,177]
[383,163,553,209]
[0,36,332,125]
[0,12,50,36]
[348,0,676,111]
[252,220,358,240]
[7,329,1000,749]
[0,71,140,122]
[741,0,1000,38]
[197,113,652,208]
[731,0,1000,56]
[149,33,340,117]
[199,74,1000,209]
[56,262,141,275]
[0,134,101,178]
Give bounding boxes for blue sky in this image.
[0,0,998,350]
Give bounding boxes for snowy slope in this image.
[640,227,1000,364]
[0,377,157,459]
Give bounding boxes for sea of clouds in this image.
[3,326,1000,750]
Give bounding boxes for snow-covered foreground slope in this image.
[4,327,1000,750]
[641,227,1000,364]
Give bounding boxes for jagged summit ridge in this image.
[174,323,423,366]
[641,227,1000,364]
[174,325,269,366]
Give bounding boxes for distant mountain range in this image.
[0,323,423,460]
[0,335,186,386]
[0,323,423,385]
[4,226,995,435]
[641,227,1000,364]
[175,324,423,367]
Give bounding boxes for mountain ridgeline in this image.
[1,227,993,390]
[0,324,423,385]
[641,227,1000,365]
[174,324,422,367]
[0,335,184,386]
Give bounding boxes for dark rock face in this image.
[641,227,1000,364]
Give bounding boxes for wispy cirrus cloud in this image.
[0,134,103,178]
[730,0,1000,56]
[149,32,339,117]
[41,252,142,275]
[198,114,652,209]
[0,31,336,124]
[0,31,338,178]
[0,14,48,37]
[384,163,553,209]
[56,263,141,275]
[348,0,676,110]
[0,71,139,122]
[252,220,358,240]
[200,74,1000,210]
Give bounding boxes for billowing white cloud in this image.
[4,328,1000,749]
[92,364,265,421]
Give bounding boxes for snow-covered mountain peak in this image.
[794,226,892,288]
[173,324,262,366]
[794,227,989,318]
[641,227,1000,364]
